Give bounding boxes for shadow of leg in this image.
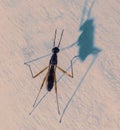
[29,92,48,115]
[59,54,98,123]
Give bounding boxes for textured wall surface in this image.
[0,0,120,130]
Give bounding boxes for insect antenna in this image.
[53,29,57,47]
[58,29,64,48]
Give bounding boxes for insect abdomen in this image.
[47,81,54,91]
[47,66,55,91]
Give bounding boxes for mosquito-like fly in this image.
[25,29,74,114]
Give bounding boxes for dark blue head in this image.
[52,47,59,53]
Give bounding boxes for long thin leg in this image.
[29,92,48,115]
[57,56,75,78]
[54,72,60,115]
[57,66,73,78]
[33,72,49,107]
[26,64,48,78]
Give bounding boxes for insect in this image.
[25,29,74,114]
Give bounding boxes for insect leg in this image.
[26,64,49,78]
[54,72,60,115]
[57,56,77,78]
[33,72,49,107]
[57,61,73,78]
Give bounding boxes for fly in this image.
[25,29,74,114]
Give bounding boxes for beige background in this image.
[0,0,120,130]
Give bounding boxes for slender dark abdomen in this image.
[47,65,55,91]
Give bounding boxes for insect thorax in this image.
[50,53,58,65]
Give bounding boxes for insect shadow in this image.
[77,18,101,61]
[59,0,102,122]
[59,18,101,122]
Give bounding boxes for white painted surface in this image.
[0,0,120,129]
